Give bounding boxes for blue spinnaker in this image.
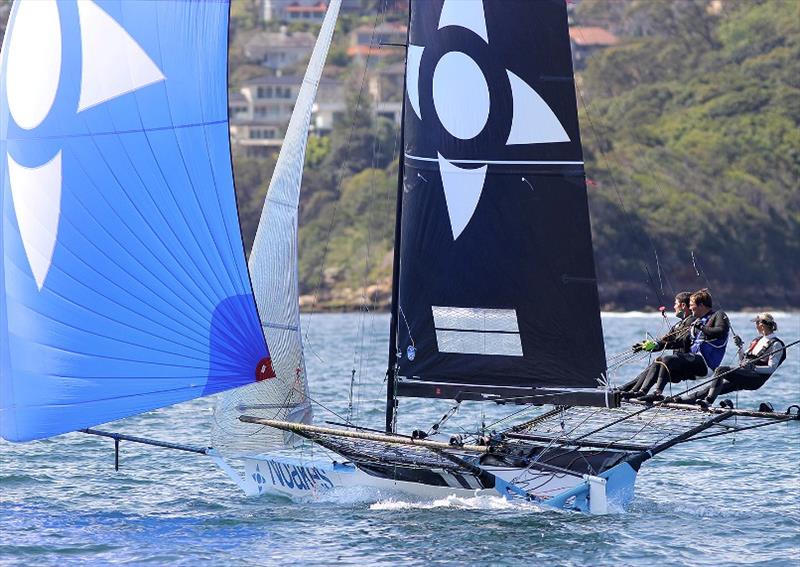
[0,0,267,441]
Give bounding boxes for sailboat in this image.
[1,0,796,515]
[209,0,799,513]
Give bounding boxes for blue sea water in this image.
[1,312,799,566]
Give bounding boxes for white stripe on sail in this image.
[406,154,583,165]
[432,306,523,356]
[212,0,342,454]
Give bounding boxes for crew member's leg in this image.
[624,360,661,396]
[702,366,734,404]
[677,365,731,404]
[651,355,688,395]
[633,359,671,397]
[620,368,646,392]
[642,354,707,401]
[674,381,714,404]
[706,368,769,404]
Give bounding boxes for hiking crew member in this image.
[620,292,695,398]
[637,289,729,402]
[674,313,786,407]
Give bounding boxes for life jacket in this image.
[690,311,728,370]
[745,336,786,369]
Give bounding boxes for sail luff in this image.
[211,0,342,453]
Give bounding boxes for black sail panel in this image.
[396,0,606,394]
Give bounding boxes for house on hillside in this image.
[311,77,346,134]
[262,0,361,23]
[348,22,407,59]
[243,29,316,71]
[368,62,404,125]
[568,26,619,68]
[301,63,404,134]
[229,75,344,157]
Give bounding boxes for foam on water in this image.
[370,493,544,512]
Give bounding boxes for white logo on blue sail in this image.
[406,0,570,240]
[3,0,165,290]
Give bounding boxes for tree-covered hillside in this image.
[274,0,798,311]
[577,0,799,309]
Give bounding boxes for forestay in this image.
[0,0,266,441]
[395,0,606,399]
[212,0,342,454]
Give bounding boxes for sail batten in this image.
[1,0,267,442]
[394,0,606,398]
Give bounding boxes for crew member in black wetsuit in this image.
[620,292,694,398]
[637,289,730,402]
[672,313,786,407]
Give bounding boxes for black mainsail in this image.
[389,0,606,410]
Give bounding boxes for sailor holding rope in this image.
[669,313,786,408]
[637,289,730,402]
[619,291,695,398]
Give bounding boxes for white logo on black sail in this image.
[405,0,570,241]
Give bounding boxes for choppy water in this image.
[2,312,799,566]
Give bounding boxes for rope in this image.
[427,402,461,437]
[573,54,670,309]
[690,251,739,338]
[303,0,388,332]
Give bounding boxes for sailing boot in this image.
[639,391,664,403]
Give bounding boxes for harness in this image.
[690,311,728,370]
[745,337,786,368]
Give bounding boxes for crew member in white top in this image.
[672,313,786,408]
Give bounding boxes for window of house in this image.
[257,86,274,99]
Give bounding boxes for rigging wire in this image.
[302,0,387,344]
[690,249,738,337]
[574,86,668,311]
[483,404,543,432]
[349,0,397,423]
[572,27,677,310]
[289,0,392,425]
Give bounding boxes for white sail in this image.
[212,0,341,454]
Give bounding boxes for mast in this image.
[385,2,412,434]
[384,152,403,433]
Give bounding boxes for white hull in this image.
[210,453,638,514]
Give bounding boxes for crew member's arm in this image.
[697,311,729,340]
[737,345,746,364]
[658,320,690,351]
